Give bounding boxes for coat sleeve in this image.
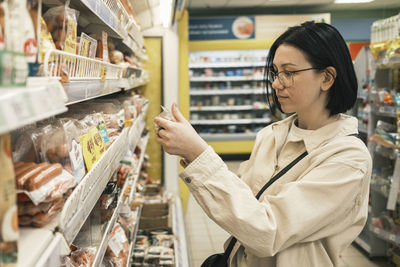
[179,145,371,257]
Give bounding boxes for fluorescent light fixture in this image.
[160,0,173,28]
[334,0,374,3]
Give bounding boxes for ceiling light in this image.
[334,0,374,3]
[160,0,174,28]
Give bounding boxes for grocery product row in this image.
[189,49,272,142]
[352,21,400,262]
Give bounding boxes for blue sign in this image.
[189,16,255,41]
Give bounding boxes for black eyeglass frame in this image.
[267,67,321,87]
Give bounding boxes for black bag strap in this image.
[221,150,309,263]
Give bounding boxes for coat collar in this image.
[272,113,359,153]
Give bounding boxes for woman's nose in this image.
[272,78,284,91]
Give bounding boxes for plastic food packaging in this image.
[77,32,97,58]
[154,105,176,134]
[63,246,96,267]
[7,0,38,63]
[43,1,79,53]
[0,134,18,266]
[59,118,86,183]
[106,223,129,267]
[90,31,109,62]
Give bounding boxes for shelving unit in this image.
[188,49,272,152]
[353,40,400,259]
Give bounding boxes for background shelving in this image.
[189,49,272,142]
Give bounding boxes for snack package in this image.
[77,32,97,58]
[386,37,400,59]
[105,223,129,267]
[0,134,18,266]
[90,31,109,62]
[39,16,56,63]
[43,1,79,53]
[370,41,389,60]
[59,119,86,183]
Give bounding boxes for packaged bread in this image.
[42,2,79,53]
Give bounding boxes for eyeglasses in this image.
[267,67,320,87]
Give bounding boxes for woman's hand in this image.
[154,103,208,163]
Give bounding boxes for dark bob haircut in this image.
[264,21,358,117]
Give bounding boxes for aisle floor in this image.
[184,161,394,267]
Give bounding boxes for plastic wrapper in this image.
[370,41,389,60]
[89,31,109,62]
[18,197,64,227]
[42,1,79,53]
[59,118,86,182]
[39,16,56,64]
[77,32,97,58]
[41,124,69,166]
[118,209,137,242]
[386,37,400,59]
[154,106,175,134]
[17,168,76,205]
[12,125,45,163]
[63,247,96,267]
[0,134,18,265]
[105,223,129,267]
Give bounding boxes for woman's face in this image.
[272,44,326,115]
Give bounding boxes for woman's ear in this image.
[321,66,336,91]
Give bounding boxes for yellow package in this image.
[370,41,389,60]
[79,131,97,171]
[39,17,56,64]
[387,37,400,58]
[89,127,105,160]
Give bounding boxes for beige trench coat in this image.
[180,114,371,267]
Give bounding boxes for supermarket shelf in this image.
[370,104,397,118]
[374,144,397,160]
[0,78,67,135]
[354,236,371,254]
[120,68,149,90]
[65,80,122,105]
[17,228,57,267]
[127,205,143,267]
[190,88,264,95]
[93,132,149,266]
[59,126,129,244]
[189,61,265,68]
[35,233,69,267]
[376,56,400,67]
[190,76,264,82]
[172,196,190,267]
[369,224,400,247]
[200,132,257,141]
[66,0,123,38]
[190,105,267,112]
[191,118,271,125]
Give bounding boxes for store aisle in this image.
[184,161,394,267]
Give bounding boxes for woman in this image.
[154,21,371,267]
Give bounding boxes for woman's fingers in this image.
[171,103,186,123]
[154,116,172,130]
